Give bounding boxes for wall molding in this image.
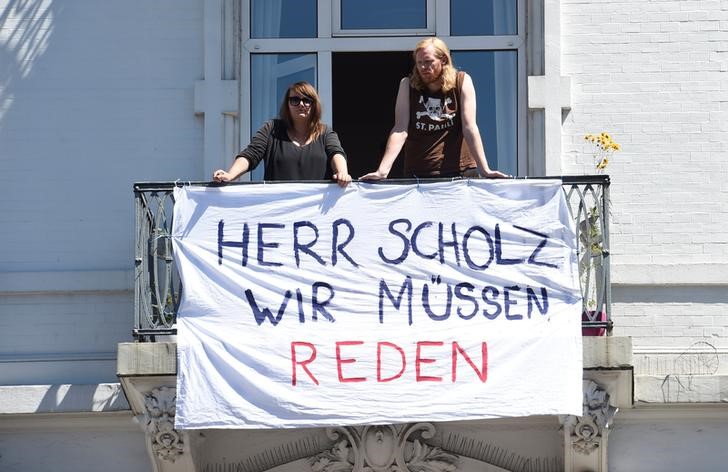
[612,264,728,286]
[633,347,728,355]
[0,352,117,363]
[0,411,138,431]
[0,383,130,415]
[617,403,728,423]
[0,270,133,295]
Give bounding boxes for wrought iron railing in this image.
[134,176,611,340]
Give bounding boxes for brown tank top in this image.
[403,71,475,176]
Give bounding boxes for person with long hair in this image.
[213,82,351,186]
[361,37,507,180]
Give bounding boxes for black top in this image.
[405,71,474,176]
[235,119,347,181]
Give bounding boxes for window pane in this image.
[251,0,316,38]
[451,0,517,36]
[250,54,317,180]
[341,0,426,29]
[452,50,518,175]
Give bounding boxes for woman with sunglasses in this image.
[212,82,351,187]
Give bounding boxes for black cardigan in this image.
[236,119,347,181]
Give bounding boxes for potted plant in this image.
[580,132,620,335]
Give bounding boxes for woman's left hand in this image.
[332,172,352,188]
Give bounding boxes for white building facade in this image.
[1,1,726,471]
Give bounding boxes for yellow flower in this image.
[584,131,620,172]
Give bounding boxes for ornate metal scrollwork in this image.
[143,386,184,462]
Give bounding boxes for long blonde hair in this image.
[409,37,457,93]
[279,81,325,140]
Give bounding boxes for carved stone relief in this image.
[144,386,185,462]
[310,423,458,472]
[203,421,564,472]
[561,380,617,456]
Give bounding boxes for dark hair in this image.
[279,81,324,140]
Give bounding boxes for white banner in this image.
[172,180,583,429]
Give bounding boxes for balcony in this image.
[133,176,611,341]
[122,175,633,472]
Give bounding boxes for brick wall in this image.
[561,0,728,266]
[561,0,728,357]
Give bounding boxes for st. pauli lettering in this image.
[415,117,455,131]
[172,181,584,429]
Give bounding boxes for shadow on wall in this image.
[36,383,129,413]
[0,0,56,127]
[613,285,727,304]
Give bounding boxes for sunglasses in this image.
[288,96,313,107]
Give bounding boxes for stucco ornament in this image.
[310,423,458,472]
[562,380,618,455]
[144,386,184,462]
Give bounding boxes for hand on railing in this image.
[212,170,234,182]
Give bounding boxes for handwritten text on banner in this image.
[172,180,583,429]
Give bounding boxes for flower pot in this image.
[582,310,606,336]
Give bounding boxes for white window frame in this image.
[332,0,436,37]
[240,0,527,176]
